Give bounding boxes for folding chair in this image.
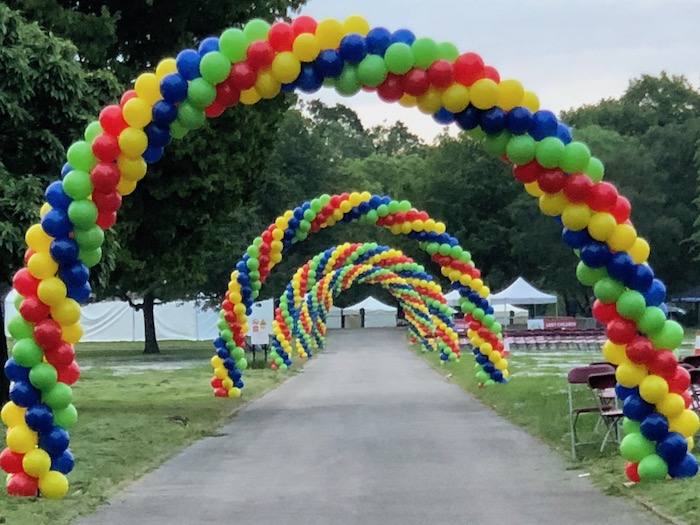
[689,369,700,414]
[567,364,616,459]
[587,372,624,452]
[681,355,700,369]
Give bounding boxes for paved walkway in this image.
[75,328,666,525]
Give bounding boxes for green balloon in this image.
[356,55,387,86]
[576,262,608,286]
[279,363,288,370]
[12,338,43,368]
[14,293,23,309]
[586,157,605,182]
[438,243,452,256]
[535,137,566,169]
[637,454,668,481]
[376,204,389,217]
[74,225,105,251]
[561,141,592,173]
[649,320,684,350]
[177,102,206,130]
[298,219,311,232]
[310,199,323,212]
[236,357,248,370]
[476,371,489,382]
[219,28,248,62]
[246,245,259,257]
[29,363,58,391]
[335,65,361,96]
[484,379,496,386]
[616,290,647,321]
[79,247,102,268]
[43,382,73,411]
[246,258,259,270]
[505,135,537,165]
[622,417,640,436]
[619,432,655,462]
[84,121,103,143]
[436,41,459,61]
[216,319,228,331]
[638,306,668,336]
[387,200,401,213]
[472,308,485,320]
[459,251,472,262]
[220,329,232,341]
[243,18,270,42]
[68,200,98,230]
[448,352,457,361]
[169,121,189,140]
[303,208,316,221]
[231,347,245,360]
[248,270,260,281]
[53,404,78,430]
[425,242,440,255]
[483,131,511,155]
[366,209,378,223]
[384,42,414,74]
[199,51,230,85]
[66,141,96,172]
[187,78,216,109]
[411,37,438,68]
[62,170,93,200]
[593,277,625,303]
[8,314,33,340]
[461,300,475,313]
[482,314,495,328]
[492,322,502,333]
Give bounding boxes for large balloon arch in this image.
[1,12,698,499]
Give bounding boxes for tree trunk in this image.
[142,291,160,354]
[1,287,11,405]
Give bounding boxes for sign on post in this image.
[247,299,274,345]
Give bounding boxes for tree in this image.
[0,5,120,402]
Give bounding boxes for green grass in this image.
[416,346,700,524]
[0,346,293,525]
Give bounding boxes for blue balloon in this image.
[580,241,612,268]
[492,370,504,382]
[142,145,164,164]
[10,380,40,407]
[216,347,230,359]
[280,81,296,92]
[60,163,72,178]
[145,123,171,148]
[39,426,70,457]
[529,110,558,141]
[58,262,89,288]
[152,100,178,127]
[505,106,532,135]
[66,282,91,303]
[4,358,30,382]
[25,403,54,432]
[643,279,666,307]
[455,105,482,130]
[297,64,323,93]
[234,379,244,389]
[440,353,448,361]
[562,227,593,249]
[656,431,688,465]
[50,237,79,265]
[391,29,416,45]
[223,357,236,370]
[556,123,572,144]
[432,107,455,124]
[640,412,669,441]
[626,264,654,293]
[366,27,392,56]
[175,49,201,80]
[483,362,495,373]
[480,107,506,135]
[615,383,638,401]
[45,180,73,210]
[159,73,189,103]
[668,453,699,478]
[606,251,634,281]
[198,36,219,55]
[51,449,75,474]
[313,49,344,78]
[475,354,489,365]
[339,33,367,64]
[42,208,73,238]
[622,394,655,421]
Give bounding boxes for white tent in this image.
[489,277,558,305]
[326,306,343,329]
[443,290,529,325]
[343,296,396,328]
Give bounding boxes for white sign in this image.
[527,319,545,330]
[246,299,274,345]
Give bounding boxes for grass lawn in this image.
[0,341,292,525]
[416,345,700,524]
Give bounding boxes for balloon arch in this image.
[1,12,698,499]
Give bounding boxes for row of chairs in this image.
[507,330,607,351]
[568,359,700,459]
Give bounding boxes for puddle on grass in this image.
[81,361,202,376]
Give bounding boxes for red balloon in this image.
[221,299,233,311]
[6,472,38,497]
[214,387,228,397]
[592,300,619,323]
[19,296,51,324]
[512,160,544,184]
[44,342,76,368]
[92,190,122,213]
[0,448,24,474]
[624,461,640,482]
[537,169,566,194]
[377,73,404,102]
[667,366,691,394]
[210,377,223,389]
[453,52,484,86]
[56,361,80,385]
[24,248,35,264]
[98,105,128,136]
[291,15,317,36]
[427,59,454,88]
[224,311,236,323]
[681,390,692,408]
[268,21,294,51]
[605,318,637,344]
[216,80,241,107]
[228,62,257,91]
[90,162,121,194]
[483,65,500,83]
[95,211,117,230]
[33,319,62,352]
[625,336,655,365]
[12,268,40,297]
[120,90,137,107]
[91,133,121,162]
[403,68,430,96]
[246,41,274,70]
[563,173,594,202]
[204,101,225,118]
[647,350,678,378]
[588,182,619,212]
[611,196,631,223]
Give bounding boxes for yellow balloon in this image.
[38,471,69,499]
[470,78,498,110]
[50,298,81,326]
[239,87,261,105]
[210,355,223,368]
[398,93,417,108]
[441,83,470,113]
[587,212,617,241]
[434,222,446,234]
[496,79,524,110]
[116,177,137,196]
[134,73,162,105]
[479,286,490,298]
[668,409,700,437]
[23,449,51,478]
[1,402,26,427]
[255,69,281,99]
[271,52,301,83]
[538,191,568,216]
[61,322,83,344]
[118,127,148,158]
[348,192,363,206]
[6,425,38,454]
[472,278,483,289]
[343,15,370,35]
[524,181,544,198]
[213,366,227,379]
[25,223,53,253]
[315,18,344,49]
[117,155,147,182]
[687,436,695,452]
[448,270,461,282]
[122,98,153,129]
[40,202,52,218]
[629,237,650,264]
[521,90,540,112]
[495,359,508,370]
[656,392,685,419]
[638,374,669,404]
[561,203,591,231]
[608,223,637,252]
[228,387,241,398]
[37,277,68,306]
[292,33,321,62]
[602,340,627,365]
[27,252,58,280]
[155,58,178,78]
[615,361,648,387]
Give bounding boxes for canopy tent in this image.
[489,277,558,306]
[444,290,529,325]
[326,305,343,329]
[343,296,397,328]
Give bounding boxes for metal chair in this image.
[689,368,700,414]
[681,355,700,369]
[587,372,624,452]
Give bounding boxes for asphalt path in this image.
[75,328,666,525]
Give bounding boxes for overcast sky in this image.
[293,0,700,141]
